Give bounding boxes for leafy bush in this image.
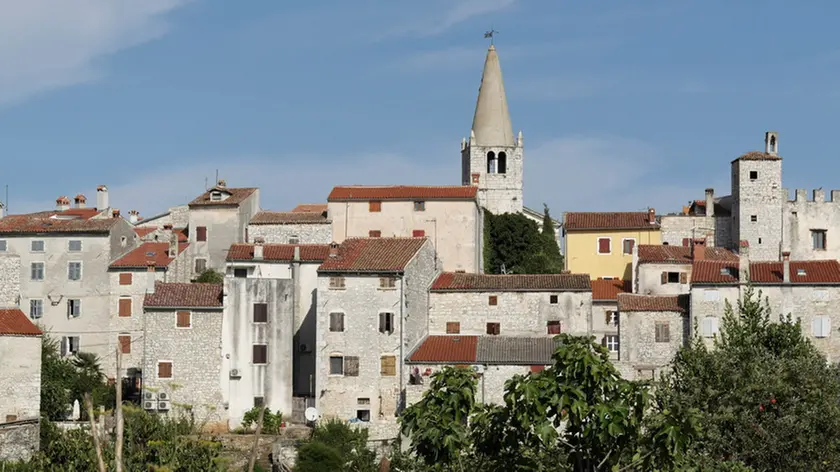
[241,406,284,435]
[294,419,377,472]
[195,269,224,284]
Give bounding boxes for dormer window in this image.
[210,191,223,201]
[797,268,807,276]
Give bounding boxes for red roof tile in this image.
[292,204,328,213]
[249,211,329,225]
[734,151,782,162]
[328,186,477,201]
[227,243,331,262]
[0,309,42,336]
[430,272,590,292]
[564,212,659,231]
[692,260,840,285]
[318,238,427,273]
[637,245,738,264]
[409,335,478,363]
[0,210,119,234]
[188,187,257,207]
[110,242,189,269]
[591,279,631,301]
[618,294,688,312]
[144,283,223,308]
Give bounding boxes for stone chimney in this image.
[128,210,140,224]
[112,209,121,218]
[782,251,791,284]
[216,179,227,188]
[329,242,340,258]
[704,188,714,217]
[294,246,301,262]
[692,238,707,261]
[146,261,156,294]
[168,232,178,258]
[56,196,70,212]
[253,237,264,260]
[739,240,750,284]
[96,185,109,210]
[74,194,87,209]
[648,208,656,224]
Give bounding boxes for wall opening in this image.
[497,152,507,174]
[486,151,496,174]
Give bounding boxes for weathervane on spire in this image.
[484,28,498,46]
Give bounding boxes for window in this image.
[682,238,690,247]
[358,398,371,405]
[369,201,381,212]
[356,410,371,422]
[605,335,619,353]
[381,355,397,376]
[655,322,670,343]
[67,299,81,318]
[412,229,425,237]
[379,312,395,334]
[487,151,496,173]
[196,226,207,242]
[61,336,80,356]
[176,311,191,328]
[486,322,501,335]
[29,299,43,319]
[5,415,17,422]
[750,215,757,222]
[369,230,381,238]
[749,170,758,180]
[120,236,127,248]
[234,268,247,278]
[661,272,684,284]
[68,262,82,281]
[157,361,173,379]
[68,240,82,252]
[813,230,827,250]
[31,240,44,252]
[489,295,498,306]
[446,322,460,334]
[597,237,611,254]
[210,191,222,201]
[329,277,345,289]
[119,335,131,354]
[605,311,618,327]
[254,397,265,408]
[379,277,396,289]
[758,238,762,245]
[253,303,268,323]
[329,356,344,375]
[701,317,719,337]
[31,262,44,281]
[195,258,207,273]
[329,312,345,332]
[498,152,507,174]
[547,321,562,335]
[118,298,132,317]
[119,273,132,285]
[344,356,360,376]
[288,236,299,244]
[413,201,425,211]
[622,238,635,255]
[797,268,807,276]
[813,315,832,338]
[550,295,558,304]
[704,289,720,301]
[253,345,268,364]
[0,240,6,252]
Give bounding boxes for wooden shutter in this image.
[176,311,191,328]
[253,303,268,323]
[196,226,207,242]
[487,322,500,335]
[119,273,132,285]
[158,362,172,378]
[253,345,267,364]
[682,238,690,247]
[679,272,688,284]
[446,322,460,334]
[661,272,668,285]
[380,356,396,376]
[625,239,635,254]
[330,312,344,331]
[118,335,131,354]
[369,230,381,237]
[530,365,545,373]
[598,238,610,254]
[489,295,498,306]
[119,298,132,317]
[344,356,360,376]
[5,415,17,422]
[412,230,425,237]
[369,201,381,212]
[547,321,562,335]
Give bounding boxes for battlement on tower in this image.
[786,188,840,204]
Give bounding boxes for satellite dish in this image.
[305,407,320,422]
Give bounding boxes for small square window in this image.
[655,322,670,343]
[812,230,827,250]
[486,322,500,335]
[254,397,265,408]
[750,215,757,222]
[0,240,6,252]
[30,262,44,281]
[597,237,611,254]
[549,295,558,304]
[118,298,132,317]
[547,321,561,335]
[605,335,619,353]
[210,191,223,201]
[31,240,44,252]
[701,317,719,337]
[379,277,396,289]
[67,299,81,318]
[667,272,680,283]
[288,236,299,244]
[176,311,191,328]
[369,230,381,238]
[329,277,345,289]
[489,295,498,306]
[813,315,832,338]
[119,273,133,285]
[329,356,344,375]
[234,268,248,278]
[369,201,381,212]
[196,226,207,242]
[68,262,82,281]
[380,356,396,376]
[68,240,82,252]
[357,397,371,405]
[253,303,268,323]
[356,410,371,422]
[195,258,207,274]
[253,344,268,364]
[329,312,345,332]
[29,299,43,319]
[446,322,460,334]
[622,239,635,255]
[379,312,395,335]
[412,229,425,238]
[413,201,426,212]
[605,311,618,326]
[158,361,173,379]
[749,171,758,180]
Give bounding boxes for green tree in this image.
[660,285,840,471]
[483,209,564,274]
[295,419,377,472]
[195,269,224,284]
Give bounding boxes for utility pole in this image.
[115,346,124,472]
[84,393,107,472]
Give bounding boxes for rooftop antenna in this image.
[484,27,499,46]
[5,184,8,214]
[215,169,219,185]
[204,177,208,191]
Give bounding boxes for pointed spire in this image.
[470,45,515,147]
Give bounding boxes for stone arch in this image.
[497,151,507,174]
[487,151,496,174]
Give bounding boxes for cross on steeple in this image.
[484,28,498,46]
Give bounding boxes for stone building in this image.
[633,240,737,295]
[142,282,226,430]
[616,294,689,380]
[590,279,631,360]
[314,238,436,434]
[659,188,732,248]
[0,308,42,462]
[427,272,592,337]
[327,186,481,273]
[563,211,661,280]
[247,210,331,245]
[226,243,330,400]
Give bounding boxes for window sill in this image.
[377,288,397,291]
[328,287,346,291]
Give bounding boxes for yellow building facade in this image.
[563,210,661,280]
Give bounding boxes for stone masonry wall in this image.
[732,159,783,261]
[0,253,20,307]
[637,263,691,296]
[591,302,619,361]
[247,223,332,244]
[0,420,39,462]
[405,364,532,407]
[618,310,687,373]
[463,144,524,215]
[783,189,840,261]
[0,336,41,422]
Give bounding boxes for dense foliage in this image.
[483,205,564,274]
[195,269,224,284]
[240,406,284,435]
[295,419,378,472]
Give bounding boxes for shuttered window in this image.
[118,335,131,354]
[176,311,191,328]
[253,345,268,364]
[622,239,635,255]
[344,356,360,376]
[547,321,562,335]
[380,356,396,376]
[253,303,268,323]
[196,226,207,242]
[486,322,500,335]
[655,322,670,343]
[118,298,132,317]
[489,295,498,306]
[329,277,345,289]
[329,312,345,332]
[412,230,425,237]
[369,201,381,212]
[158,361,173,379]
[379,277,396,289]
[369,230,381,237]
[446,322,460,334]
[598,237,611,254]
[119,273,132,285]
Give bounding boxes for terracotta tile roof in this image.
[430,272,590,292]
[734,151,782,162]
[188,187,257,207]
[407,336,560,365]
[591,279,631,301]
[109,242,189,269]
[637,245,738,264]
[564,212,659,231]
[618,294,688,313]
[0,210,119,234]
[318,238,427,273]
[0,309,42,336]
[249,211,329,225]
[328,186,477,202]
[134,227,188,242]
[227,243,330,262]
[292,204,328,213]
[692,260,840,285]
[144,283,223,309]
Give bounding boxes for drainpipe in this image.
[399,274,405,413]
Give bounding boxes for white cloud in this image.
[0,0,189,105]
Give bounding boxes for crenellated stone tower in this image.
[461,45,524,215]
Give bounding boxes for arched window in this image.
[487,151,496,174]
[769,135,777,153]
[498,152,507,174]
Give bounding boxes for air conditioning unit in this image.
[229,368,241,379]
[143,401,155,410]
[143,392,157,401]
[299,344,311,353]
[157,401,171,411]
[158,392,170,401]
[472,365,485,374]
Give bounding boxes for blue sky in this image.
[2,0,840,217]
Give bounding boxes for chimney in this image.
[293,246,301,262]
[56,196,70,212]
[168,232,178,258]
[74,194,87,209]
[253,237,264,260]
[329,242,340,258]
[739,240,750,284]
[111,209,121,218]
[146,261,156,294]
[648,208,656,224]
[782,251,791,284]
[96,185,109,211]
[704,188,715,217]
[692,238,707,261]
[128,210,140,224]
[216,179,227,188]
[765,131,779,155]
